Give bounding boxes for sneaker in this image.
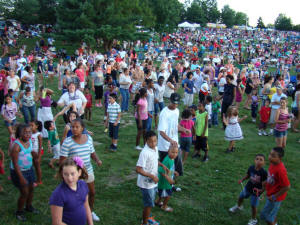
[25,205,40,214]
[148,216,160,225]
[229,205,243,213]
[95,103,100,107]
[252,119,256,123]
[263,131,268,136]
[15,211,26,221]
[258,130,262,136]
[172,186,182,192]
[104,128,108,133]
[99,103,103,107]
[135,146,143,150]
[269,129,273,135]
[92,211,100,222]
[202,156,209,162]
[247,218,258,225]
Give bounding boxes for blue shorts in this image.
[10,167,36,188]
[158,188,173,198]
[260,199,282,223]
[4,119,16,127]
[180,136,192,152]
[140,187,157,207]
[109,122,119,139]
[239,187,260,207]
[274,129,287,138]
[154,102,165,115]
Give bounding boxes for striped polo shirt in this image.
[60,135,95,174]
[107,101,121,123]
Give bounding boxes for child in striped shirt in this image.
[106,93,121,151]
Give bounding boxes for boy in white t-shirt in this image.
[136,131,168,225]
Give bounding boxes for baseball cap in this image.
[170,93,181,104]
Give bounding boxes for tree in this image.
[256,17,265,28]
[38,0,57,25]
[185,1,205,25]
[234,12,248,26]
[293,24,300,32]
[221,5,235,28]
[274,13,293,31]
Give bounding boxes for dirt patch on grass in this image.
[107,170,137,187]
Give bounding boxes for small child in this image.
[223,106,247,153]
[84,87,92,121]
[179,109,194,164]
[274,97,290,148]
[258,99,271,136]
[106,93,121,151]
[104,83,117,132]
[49,157,93,225]
[229,154,268,225]
[251,89,259,123]
[211,96,221,126]
[192,102,209,162]
[205,95,212,128]
[260,147,290,225]
[30,121,43,185]
[136,131,162,225]
[155,145,179,212]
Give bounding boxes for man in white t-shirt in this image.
[157,93,190,176]
[269,86,287,134]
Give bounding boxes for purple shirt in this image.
[49,180,89,225]
[40,95,52,107]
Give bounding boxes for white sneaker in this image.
[92,211,100,221]
[269,129,273,135]
[263,131,268,136]
[229,205,243,213]
[247,218,258,225]
[258,130,262,136]
[135,146,143,150]
[252,118,256,123]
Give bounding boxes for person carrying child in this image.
[106,93,121,151]
[223,106,247,153]
[50,157,94,225]
[229,154,268,225]
[260,147,290,225]
[155,145,179,212]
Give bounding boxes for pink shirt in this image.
[180,119,194,137]
[75,69,85,82]
[135,98,148,120]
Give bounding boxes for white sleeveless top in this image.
[31,132,41,153]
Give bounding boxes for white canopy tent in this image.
[178,22,195,28]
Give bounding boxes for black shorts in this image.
[109,122,119,139]
[195,136,208,151]
[10,167,35,188]
[136,119,147,130]
[94,85,103,99]
[292,107,299,118]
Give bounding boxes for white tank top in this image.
[31,132,41,152]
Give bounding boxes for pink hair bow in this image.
[73,156,84,168]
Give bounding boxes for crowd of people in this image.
[0,27,299,225]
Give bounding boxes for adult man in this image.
[157,93,190,177]
[269,86,287,135]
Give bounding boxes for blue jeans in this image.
[120,88,129,111]
[239,187,260,207]
[154,102,164,115]
[260,199,282,223]
[146,111,153,131]
[212,111,218,126]
[21,105,36,124]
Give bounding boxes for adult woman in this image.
[261,75,274,105]
[57,82,87,122]
[292,84,300,132]
[18,87,37,124]
[6,69,21,98]
[164,75,176,98]
[62,68,73,94]
[119,68,132,112]
[60,118,102,222]
[221,75,236,129]
[37,87,54,138]
[21,66,35,92]
[91,65,104,107]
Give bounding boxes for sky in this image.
[217,0,300,26]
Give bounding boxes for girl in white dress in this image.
[223,106,247,153]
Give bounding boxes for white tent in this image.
[178,22,194,28]
[192,23,201,28]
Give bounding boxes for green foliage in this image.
[274,13,293,31]
[38,0,57,25]
[257,17,265,29]
[221,5,235,28]
[293,24,300,32]
[234,12,248,26]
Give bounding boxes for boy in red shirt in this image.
[84,87,92,121]
[260,147,290,225]
[258,99,271,136]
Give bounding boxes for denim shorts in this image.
[158,188,173,198]
[10,167,36,188]
[260,199,282,223]
[274,129,287,138]
[4,119,16,127]
[140,187,157,207]
[239,187,260,207]
[154,102,165,115]
[180,136,192,152]
[109,122,119,139]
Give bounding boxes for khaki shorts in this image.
[85,172,95,183]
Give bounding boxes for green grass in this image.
[0,39,300,225]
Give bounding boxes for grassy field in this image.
[0,39,300,225]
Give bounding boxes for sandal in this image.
[161,206,173,212]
